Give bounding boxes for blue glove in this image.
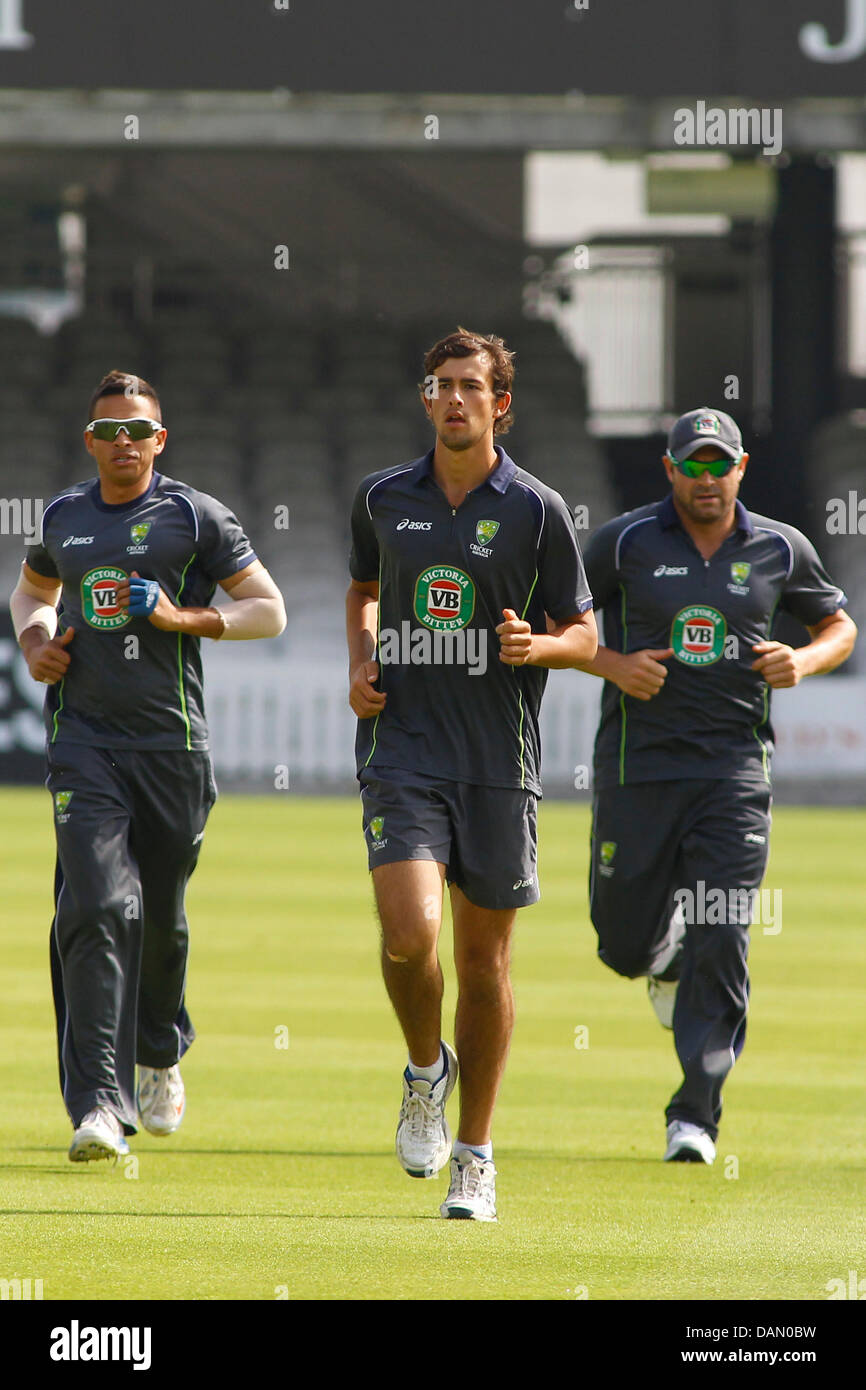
[128,577,161,616]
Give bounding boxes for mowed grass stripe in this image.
[0,789,863,1299]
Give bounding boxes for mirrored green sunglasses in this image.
[86,418,163,441]
[670,451,742,478]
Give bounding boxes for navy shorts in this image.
[359,768,539,911]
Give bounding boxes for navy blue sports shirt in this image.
[25,471,256,751]
[583,496,847,788]
[349,446,593,794]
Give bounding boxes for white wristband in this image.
[11,569,60,641]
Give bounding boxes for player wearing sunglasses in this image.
[10,370,286,1163]
[575,408,856,1163]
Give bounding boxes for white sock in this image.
[407,1046,444,1084]
[455,1140,493,1162]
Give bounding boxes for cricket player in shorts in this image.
[346,328,597,1219]
[11,370,286,1162]
[577,407,856,1162]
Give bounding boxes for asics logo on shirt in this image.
[653,564,688,577]
[397,518,432,531]
[62,535,95,547]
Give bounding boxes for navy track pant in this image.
[46,743,216,1133]
[589,779,772,1141]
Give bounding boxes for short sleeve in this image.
[24,538,60,581]
[349,480,380,583]
[538,490,594,622]
[195,493,258,584]
[582,517,622,610]
[778,528,847,627]
[24,492,69,579]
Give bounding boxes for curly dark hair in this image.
[422,326,515,435]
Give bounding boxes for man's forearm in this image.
[162,601,283,640]
[346,589,378,671]
[527,619,598,670]
[211,595,286,640]
[211,569,286,639]
[574,642,627,681]
[796,617,857,677]
[18,621,55,654]
[10,569,60,642]
[160,573,286,641]
[157,606,227,639]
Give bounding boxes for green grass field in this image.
[1,788,863,1302]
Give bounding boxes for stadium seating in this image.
[804,411,866,670]
[0,307,611,623]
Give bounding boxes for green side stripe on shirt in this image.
[175,554,196,752]
[50,674,66,743]
[513,570,539,789]
[751,683,771,783]
[520,571,538,620]
[363,558,384,768]
[618,692,628,786]
[618,583,628,786]
[751,595,780,784]
[516,688,527,790]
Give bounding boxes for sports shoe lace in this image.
[403,1091,441,1138]
[144,1068,180,1111]
[455,1158,486,1197]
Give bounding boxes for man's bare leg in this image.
[451,885,517,1146]
[372,859,445,1068]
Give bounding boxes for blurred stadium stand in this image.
[804,411,866,672]
[0,133,860,793]
[0,294,613,656]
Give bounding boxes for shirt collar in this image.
[412,445,517,494]
[658,494,754,536]
[90,470,161,513]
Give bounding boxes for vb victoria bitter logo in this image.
[671,605,727,666]
[413,566,476,631]
[80,568,130,631]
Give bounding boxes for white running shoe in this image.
[440,1153,498,1221]
[137,1065,186,1136]
[395,1041,458,1179]
[663,1120,716,1164]
[69,1107,129,1163]
[647,976,677,1030]
[651,900,686,978]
